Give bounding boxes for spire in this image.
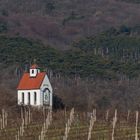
[30,64,39,69]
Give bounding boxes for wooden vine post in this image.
[15,107,32,140]
[87,109,96,140]
[135,111,139,140]
[0,109,8,129]
[39,109,52,140]
[63,108,75,140]
[15,130,20,140]
[112,109,117,140]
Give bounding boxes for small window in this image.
[28,92,30,105]
[32,70,34,74]
[34,92,37,104]
[22,92,24,104]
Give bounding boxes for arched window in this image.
[28,92,30,105]
[34,92,37,105]
[22,92,24,104]
[43,88,50,105]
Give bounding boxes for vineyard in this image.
[0,107,139,140]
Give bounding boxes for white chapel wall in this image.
[40,75,53,93]
[40,75,53,106]
[17,89,41,106]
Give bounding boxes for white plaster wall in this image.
[30,92,34,105]
[24,92,28,105]
[17,91,22,105]
[50,92,53,107]
[17,89,41,106]
[40,75,53,93]
[40,75,53,107]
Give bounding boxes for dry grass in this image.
[0,108,139,140]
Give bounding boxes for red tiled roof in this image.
[30,64,39,69]
[17,72,46,90]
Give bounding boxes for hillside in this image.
[0,32,140,110]
[0,0,140,133]
[1,25,140,79]
[0,0,140,49]
[1,0,140,110]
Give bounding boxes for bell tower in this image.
[30,64,40,77]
